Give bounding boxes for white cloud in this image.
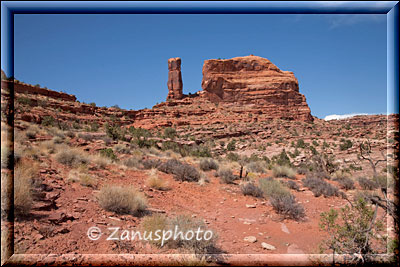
[324,113,370,121]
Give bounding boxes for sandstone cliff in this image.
[201,55,313,121]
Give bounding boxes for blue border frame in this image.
[1,1,399,265]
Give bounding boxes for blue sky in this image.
[13,14,387,119]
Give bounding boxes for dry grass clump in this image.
[14,159,39,218]
[91,155,112,169]
[246,161,266,173]
[67,170,97,188]
[240,182,264,198]
[25,124,40,139]
[97,185,147,216]
[141,214,218,254]
[114,144,131,154]
[55,148,90,167]
[146,169,169,190]
[199,158,219,172]
[259,177,290,198]
[272,165,297,179]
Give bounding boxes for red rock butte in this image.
[201,55,313,121]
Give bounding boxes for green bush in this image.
[227,140,236,151]
[340,139,353,151]
[319,197,385,263]
[41,116,56,127]
[100,148,118,161]
[164,127,177,139]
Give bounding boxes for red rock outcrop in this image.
[1,80,76,102]
[201,55,313,121]
[166,57,183,100]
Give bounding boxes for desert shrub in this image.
[25,130,37,139]
[56,148,89,167]
[271,149,292,167]
[97,185,147,215]
[227,140,236,151]
[286,180,300,191]
[174,163,201,182]
[66,131,75,138]
[358,177,379,190]
[158,158,182,174]
[52,136,64,144]
[240,182,264,198]
[302,177,339,197]
[146,169,169,190]
[41,116,56,127]
[17,96,32,105]
[270,193,305,221]
[246,161,266,173]
[114,144,130,154]
[164,127,177,139]
[272,165,296,179]
[372,175,387,189]
[142,158,161,170]
[189,145,212,158]
[14,160,38,218]
[99,148,118,161]
[319,196,385,263]
[217,168,236,184]
[334,176,355,190]
[339,139,353,151]
[296,139,306,148]
[78,133,95,142]
[92,155,111,169]
[158,159,200,182]
[122,156,142,169]
[226,152,240,162]
[105,123,125,141]
[199,158,219,171]
[259,177,290,198]
[90,122,99,132]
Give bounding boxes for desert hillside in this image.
[1,56,398,265]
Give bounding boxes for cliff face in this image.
[201,55,313,121]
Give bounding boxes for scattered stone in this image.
[244,236,257,243]
[246,204,256,208]
[281,223,290,234]
[261,242,276,250]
